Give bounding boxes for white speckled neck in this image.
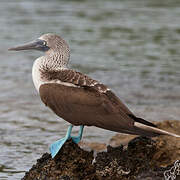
[32,55,75,92]
[32,34,72,92]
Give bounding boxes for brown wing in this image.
[40,69,156,135]
[39,83,140,134]
[41,68,133,114]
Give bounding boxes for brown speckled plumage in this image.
[41,68,109,93]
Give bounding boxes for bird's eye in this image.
[43,41,47,46]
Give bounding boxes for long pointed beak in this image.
[8,39,49,51]
[8,41,39,51]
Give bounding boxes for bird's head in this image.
[9,33,70,67]
[8,33,70,55]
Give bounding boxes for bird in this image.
[9,33,180,158]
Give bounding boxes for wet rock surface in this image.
[22,120,180,180]
[22,141,96,180]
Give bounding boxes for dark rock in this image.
[22,120,180,180]
[22,140,97,180]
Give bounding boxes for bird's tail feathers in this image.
[134,122,180,138]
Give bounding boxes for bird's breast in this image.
[32,57,77,93]
[32,57,45,92]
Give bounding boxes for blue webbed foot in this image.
[50,125,73,158]
[50,125,84,158]
[50,137,68,158]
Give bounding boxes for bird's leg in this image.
[50,124,73,158]
[50,125,84,158]
[71,125,84,143]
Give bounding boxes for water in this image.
[0,0,180,179]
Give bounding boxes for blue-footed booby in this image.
[9,33,180,158]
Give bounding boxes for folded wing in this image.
[39,69,180,137]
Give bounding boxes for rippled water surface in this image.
[0,0,180,179]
